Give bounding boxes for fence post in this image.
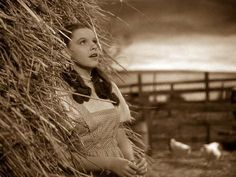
[205,72,209,102]
[204,73,211,143]
[138,72,142,94]
[168,83,174,116]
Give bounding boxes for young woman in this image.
[59,23,147,177]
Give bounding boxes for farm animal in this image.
[169,138,191,156]
[200,142,222,160]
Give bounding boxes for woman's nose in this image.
[90,42,97,51]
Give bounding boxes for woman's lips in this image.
[89,53,98,58]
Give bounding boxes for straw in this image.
[0,0,113,176]
[0,0,146,176]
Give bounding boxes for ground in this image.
[147,150,236,177]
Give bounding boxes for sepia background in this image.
[1,0,235,176]
[102,1,236,177]
[103,0,236,72]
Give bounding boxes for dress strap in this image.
[75,103,93,131]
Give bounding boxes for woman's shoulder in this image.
[111,81,133,122]
[111,81,121,94]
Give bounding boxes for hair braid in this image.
[61,68,120,106]
[61,68,91,104]
[91,68,120,106]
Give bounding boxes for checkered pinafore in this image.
[69,104,123,177]
[75,104,124,158]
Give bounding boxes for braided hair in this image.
[61,67,119,105]
[61,67,91,104]
[60,23,120,105]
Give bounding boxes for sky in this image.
[102,0,236,72]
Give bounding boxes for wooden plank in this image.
[138,73,142,93]
[118,78,236,88]
[117,70,236,75]
[124,86,233,95]
[150,102,236,112]
[205,72,209,102]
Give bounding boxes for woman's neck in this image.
[73,64,92,81]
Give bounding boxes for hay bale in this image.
[0,0,115,176]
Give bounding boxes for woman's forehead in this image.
[72,28,95,39]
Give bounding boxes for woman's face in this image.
[68,28,100,69]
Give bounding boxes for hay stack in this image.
[0,0,115,176]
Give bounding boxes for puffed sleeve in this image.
[111,82,134,122]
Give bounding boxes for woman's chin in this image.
[74,61,99,69]
[91,60,99,67]
[88,62,98,68]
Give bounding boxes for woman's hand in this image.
[135,157,148,176]
[109,157,138,177]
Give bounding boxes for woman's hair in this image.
[61,67,120,106]
[61,23,90,46]
[61,23,120,106]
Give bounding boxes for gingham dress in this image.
[58,82,132,176]
[73,104,124,158]
[59,81,132,154]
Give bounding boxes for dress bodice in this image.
[70,105,124,158]
[58,81,132,158]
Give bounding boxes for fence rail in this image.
[117,71,236,102]
[116,71,236,153]
[119,78,236,88]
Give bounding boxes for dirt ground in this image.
[146,150,236,177]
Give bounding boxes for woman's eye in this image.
[79,40,86,45]
[93,40,97,44]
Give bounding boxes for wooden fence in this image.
[116,71,236,153]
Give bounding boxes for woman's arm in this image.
[116,129,148,176]
[117,127,135,161]
[111,82,135,160]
